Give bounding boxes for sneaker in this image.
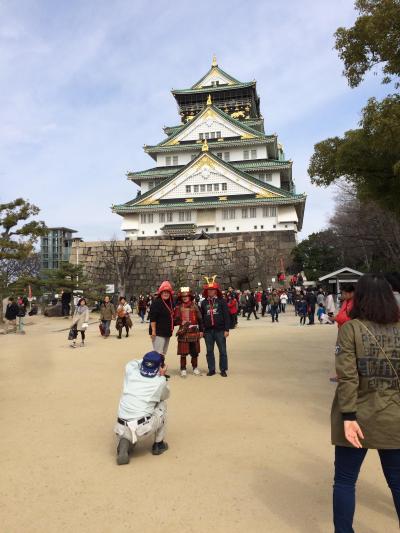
[220,371,228,377]
[206,371,216,376]
[80,342,85,347]
[70,343,77,348]
[180,369,187,378]
[116,438,130,465]
[152,441,169,456]
[193,368,201,376]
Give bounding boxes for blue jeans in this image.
[101,319,111,336]
[204,329,228,373]
[333,446,400,532]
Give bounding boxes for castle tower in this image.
[113,58,306,240]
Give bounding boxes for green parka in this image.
[331,319,400,449]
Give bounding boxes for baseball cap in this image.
[140,351,162,377]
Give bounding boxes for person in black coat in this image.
[306,289,317,325]
[5,297,19,332]
[246,291,259,320]
[200,278,230,377]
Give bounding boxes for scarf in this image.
[207,297,217,326]
[161,297,174,333]
[77,305,88,314]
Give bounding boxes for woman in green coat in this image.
[331,274,400,531]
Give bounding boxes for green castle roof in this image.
[128,159,292,180]
[154,103,268,149]
[117,151,301,211]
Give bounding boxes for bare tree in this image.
[99,239,139,296]
[330,182,400,271]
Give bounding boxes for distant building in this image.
[40,227,79,270]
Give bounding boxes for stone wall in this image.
[70,231,296,294]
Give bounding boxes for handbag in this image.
[354,319,400,392]
[68,325,78,340]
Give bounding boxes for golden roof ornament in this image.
[212,54,217,67]
[201,139,209,152]
[207,94,212,106]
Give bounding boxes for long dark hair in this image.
[350,274,399,324]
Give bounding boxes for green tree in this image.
[335,0,400,87]
[291,230,343,280]
[309,95,400,217]
[0,199,46,321]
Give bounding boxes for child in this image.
[317,303,326,323]
[320,311,335,324]
[298,297,307,325]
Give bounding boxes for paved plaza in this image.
[0,310,397,532]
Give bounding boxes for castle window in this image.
[205,133,209,140]
[251,149,257,159]
[222,183,227,191]
[210,132,215,139]
[216,131,221,138]
[223,209,235,220]
[217,152,222,158]
[243,150,249,160]
[186,185,191,193]
[194,185,199,193]
[249,208,257,218]
[259,172,272,182]
[213,183,220,192]
[172,156,178,165]
[199,133,204,140]
[178,211,191,222]
[166,213,173,222]
[223,152,230,161]
[207,184,212,192]
[159,213,165,222]
[140,213,153,224]
[200,184,206,192]
[166,156,171,166]
[263,207,277,217]
[241,208,248,218]
[254,226,257,229]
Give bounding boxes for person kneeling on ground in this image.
[114,351,169,465]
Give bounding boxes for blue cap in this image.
[140,351,162,377]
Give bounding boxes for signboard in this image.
[105,284,115,294]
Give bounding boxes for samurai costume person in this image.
[174,287,204,377]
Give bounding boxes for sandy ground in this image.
[0,309,397,533]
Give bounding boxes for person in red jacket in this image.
[330,283,355,383]
[226,293,238,329]
[335,283,355,328]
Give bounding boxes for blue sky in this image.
[0,0,392,241]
